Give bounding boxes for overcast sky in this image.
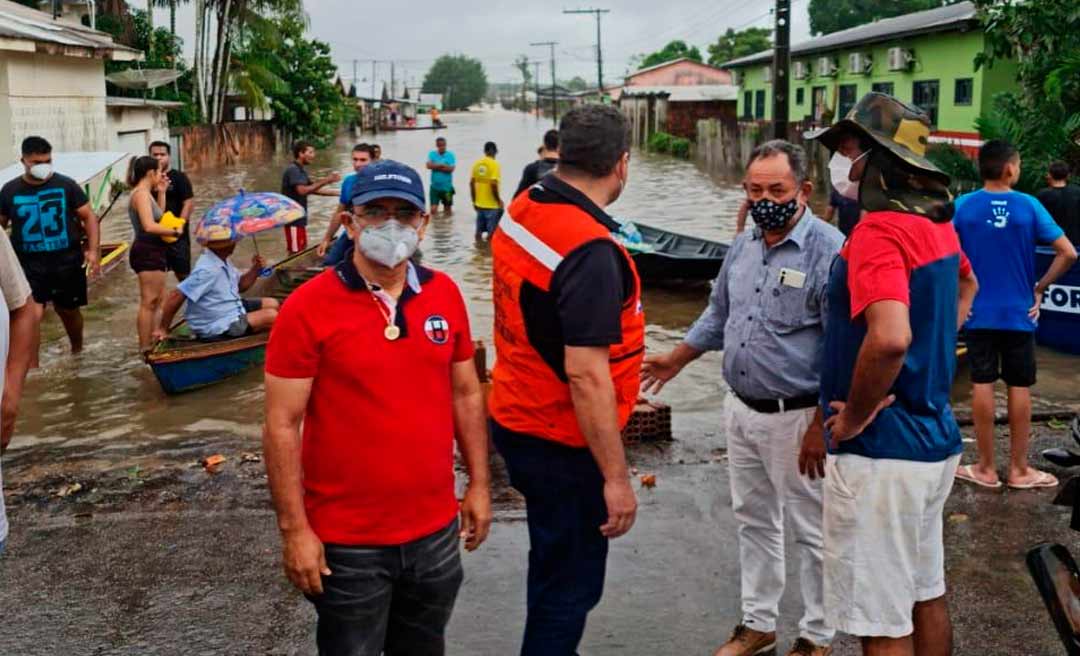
[161,0,812,90]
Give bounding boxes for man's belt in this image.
[735,392,819,414]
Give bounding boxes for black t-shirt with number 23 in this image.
[0,173,89,264]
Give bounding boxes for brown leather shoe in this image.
[713,624,777,656]
[787,637,832,656]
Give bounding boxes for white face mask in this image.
[28,163,53,181]
[829,151,867,201]
[358,220,420,268]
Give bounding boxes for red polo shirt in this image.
[265,261,474,546]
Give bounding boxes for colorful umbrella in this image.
[194,191,304,245]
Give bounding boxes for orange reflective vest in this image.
[489,183,645,448]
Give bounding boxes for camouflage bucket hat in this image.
[804,91,949,185]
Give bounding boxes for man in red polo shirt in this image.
[263,160,492,656]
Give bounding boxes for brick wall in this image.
[666,101,737,140]
[176,121,277,171]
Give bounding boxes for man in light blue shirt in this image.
[426,137,456,214]
[155,241,279,341]
[643,141,843,656]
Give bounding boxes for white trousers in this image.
[725,394,833,645]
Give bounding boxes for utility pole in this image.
[390,61,396,99]
[352,59,358,95]
[772,0,791,139]
[371,61,376,98]
[530,40,559,125]
[531,61,542,118]
[563,8,609,101]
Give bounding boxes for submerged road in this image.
[2,108,1079,653]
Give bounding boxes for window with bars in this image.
[912,80,940,127]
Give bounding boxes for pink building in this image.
[625,58,733,87]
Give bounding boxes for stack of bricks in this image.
[622,398,673,443]
[473,340,674,443]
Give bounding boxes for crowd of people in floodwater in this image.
[2,93,1080,656]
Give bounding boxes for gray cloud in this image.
[162,0,811,88]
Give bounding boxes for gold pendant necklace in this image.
[368,289,400,341]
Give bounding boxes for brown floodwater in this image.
[9,108,1079,462]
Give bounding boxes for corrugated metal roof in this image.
[620,84,738,102]
[723,1,978,68]
[105,96,185,109]
[625,57,728,80]
[0,0,140,57]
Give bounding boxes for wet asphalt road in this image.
[1,420,1077,655]
[4,108,1080,654]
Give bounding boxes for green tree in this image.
[245,14,345,146]
[565,76,589,92]
[513,54,532,109]
[808,0,959,36]
[973,0,1080,192]
[638,40,702,70]
[706,28,772,66]
[421,55,488,111]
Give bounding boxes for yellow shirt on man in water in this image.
[470,156,501,210]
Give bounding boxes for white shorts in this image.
[822,452,960,638]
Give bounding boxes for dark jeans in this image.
[492,421,609,656]
[475,208,504,236]
[309,519,463,656]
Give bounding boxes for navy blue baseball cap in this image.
[349,159,426,211]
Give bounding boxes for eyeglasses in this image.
[357,206,422,222]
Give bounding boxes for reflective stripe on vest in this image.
[499,211,564,272]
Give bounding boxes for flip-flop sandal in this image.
[955,464,1003,489]
[1008,469,1060,490]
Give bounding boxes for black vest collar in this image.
[529,174,620,232]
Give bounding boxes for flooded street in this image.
[13,108,745,463]
[3,109,1080,654]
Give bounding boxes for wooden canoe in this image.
[145,247,323,394]
[619,222,730,283]
[94,242,129,282]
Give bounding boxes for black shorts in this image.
[166,234,192,277]
[966,329,1036,387]
[20,256,87,309]
[129,237,169,273]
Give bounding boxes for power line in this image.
[530,40,559,125]
[563,8,610,97]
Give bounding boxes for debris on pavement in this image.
[240,452,262,464]
[640,473,657,489]
[200,454,227,473]
[55,482,83,498]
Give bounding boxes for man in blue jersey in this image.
[317,143,375,265]
[953,140,1077,490]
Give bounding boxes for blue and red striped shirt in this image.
[822,210,970,462]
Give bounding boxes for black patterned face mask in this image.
[749,198,799,232]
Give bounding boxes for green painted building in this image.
[723,1,1016,152]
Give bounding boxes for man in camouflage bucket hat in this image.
[806,92,954,222]
[809,93,979,655]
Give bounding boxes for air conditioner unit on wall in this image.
[849,52,872,75]
[763,65,772,83]
[793,61,809,80]
[817,56,838,77]
[887,47,914,71]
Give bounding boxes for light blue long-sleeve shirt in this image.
[684,208,844,400]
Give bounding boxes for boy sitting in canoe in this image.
[153,240,279,343]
